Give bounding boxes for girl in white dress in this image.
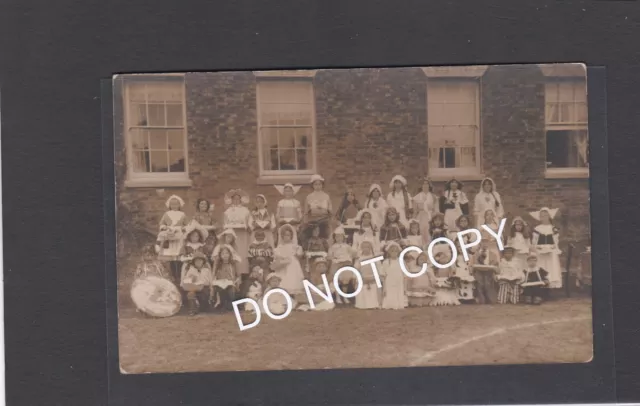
[412,177,439,246]
[406,219,423,249]
[355,241,383,309]
[223,189,252,277]
[507,216,532,266]
[364,184,388,229]
[439,178,470,232]
[249,194,276,248]
[156,194,190,282]
[380,241,408,310]
[386,175,413,227]
[473,177,505,228]
[271,224,305,296]
[351,209,380,254]
[429,244,461,306]
[530,207,563,289]
[211,228,242,271]
[275,183,303,227]
[406,252,437,307]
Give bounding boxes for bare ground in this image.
[118,297,593,374]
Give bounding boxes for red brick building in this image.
[113,64,590,267]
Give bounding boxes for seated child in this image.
[470,237,500,304]
[247,229,274,279]
[304,224,329,275]
[521,253,550,305]
[327,226,356,305]
[179,251,213,316]
[262,273,298,315]
[134,244,171,281]
[211,244,240,312]
[497,246,524,304]
[303,257,336,311]
[406,251,437,307]
[239,265,264,304]
[355,240,383,309]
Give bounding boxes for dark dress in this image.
[522,267,549,298]
[379,223,408,245]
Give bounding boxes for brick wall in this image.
[114,66,591,271]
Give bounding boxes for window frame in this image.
[426,76,483,180]
[255,76,317,184]
[121,75,191,188]
[543,77,589,179]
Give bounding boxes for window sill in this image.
[544,169,590,179]
[124,178,193,188]
[256,174,314,185]
[427,173,486,182]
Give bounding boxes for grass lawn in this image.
[117,296,592,374]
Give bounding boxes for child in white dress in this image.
[156,194,190,282]
[406,252,437,307]
[451,240,475,302]
[223,189,252,277]
[380,241,408,310]
[412,177,439,246]
[211,228,242,272]
[271,224,305,297]
[352,209,379,254]
[355,241,383,309]
[250,194,276,248]
[387,175,413,227]
[406,219,423,249]
[303,258,336,311]
[439,178,470,232]
[473,177,505,228]
[327,226,356,305]
[429,244,461,306]
[364,184,388,229]
[275,183,303,228]
[530,207,563,289]
[507,216,532,265]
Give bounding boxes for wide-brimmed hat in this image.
[389,175,408,188]
[185,223,209,242]
[217,227,238,241]
[224,188,250,206]
[529,207,559,221]
[274,183,302,196]
[309,174,325,184]
[190,251,208,263]
[165,194,185,209]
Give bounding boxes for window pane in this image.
[166,103,183,126]
[132,150,150,172]
[296,148,308,170]
[459,146,477,168]
[128,83,147,102]
[149,151,169,172]
[427,103,445,126]
[428,148,439,169]
[129,102,147,126]
[130,129,147,149]
[546,130,587,169]
[295,128,311,148]
[278,128,296,149]
[260,128,278,170]
[149,130,167,150]
[168,150,185,172]
[278,149,296,170]
[441,147,456,168]
[258,81,312,104]
[576,102,588,123]
[167,130,183,150]
[147,103,165,126]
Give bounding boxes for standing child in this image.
[250,194,276,248]
[157,195,190,283]
[406,252,437,307]
[211,228,242,272]
[450,214,475,254]
[275,183,303,229]
[380,241,408,310]
[134,244,171,281]
[327,226,356,305]
[211,245,240,312]
[364,184,388,229]
[180,252,213,315]
[379,207,408,246]
[247,229,274,279]
[471,237,500,304]
[451,240,475,302]
[179,223,208,264]
[429,245,461,306]
[304,225,330,274]
[352,209,379,254]
[473,177,504,228]
[386,175,413,227]
[301,174,333,246]
[406,219,423,249]
[439,178,470,232]
[335,188,362,245]
[521,253,550,305]
[223,188,252,276]
[507,216,532,265]
[191,198,217,254]
[497,246,524,304]
[412,177,439,246]
[355,241,384,309]
[271,224,305,297]
[480,208,502,242]
[530,207,563,289]
[429,213,449,243]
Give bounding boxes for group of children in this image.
[133,174,564,316]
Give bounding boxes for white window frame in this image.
[425,70,484,181]
[121,75,191,188]
[255,73,317,184]
[543,76,589,179]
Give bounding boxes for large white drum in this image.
[130,276,182,317]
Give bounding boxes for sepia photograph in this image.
[113,64,593,374]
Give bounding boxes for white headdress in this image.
[224,189,250,206]
[217,227,238,241]
[274,183,301,196]
[368,183,382,196]
[389,175,408,189]
[184,223,209,242]
[165,194,185,209]
[355,208,375,224]
[277,224,299,246]
[255,194,268,205]
[479,177,498,193]
[333,225,346,236]
[309,174,325,184]
[383,240,402,253]
[529,207,559,221]
[265,272,281,283]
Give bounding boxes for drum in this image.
[130,276,182,317]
